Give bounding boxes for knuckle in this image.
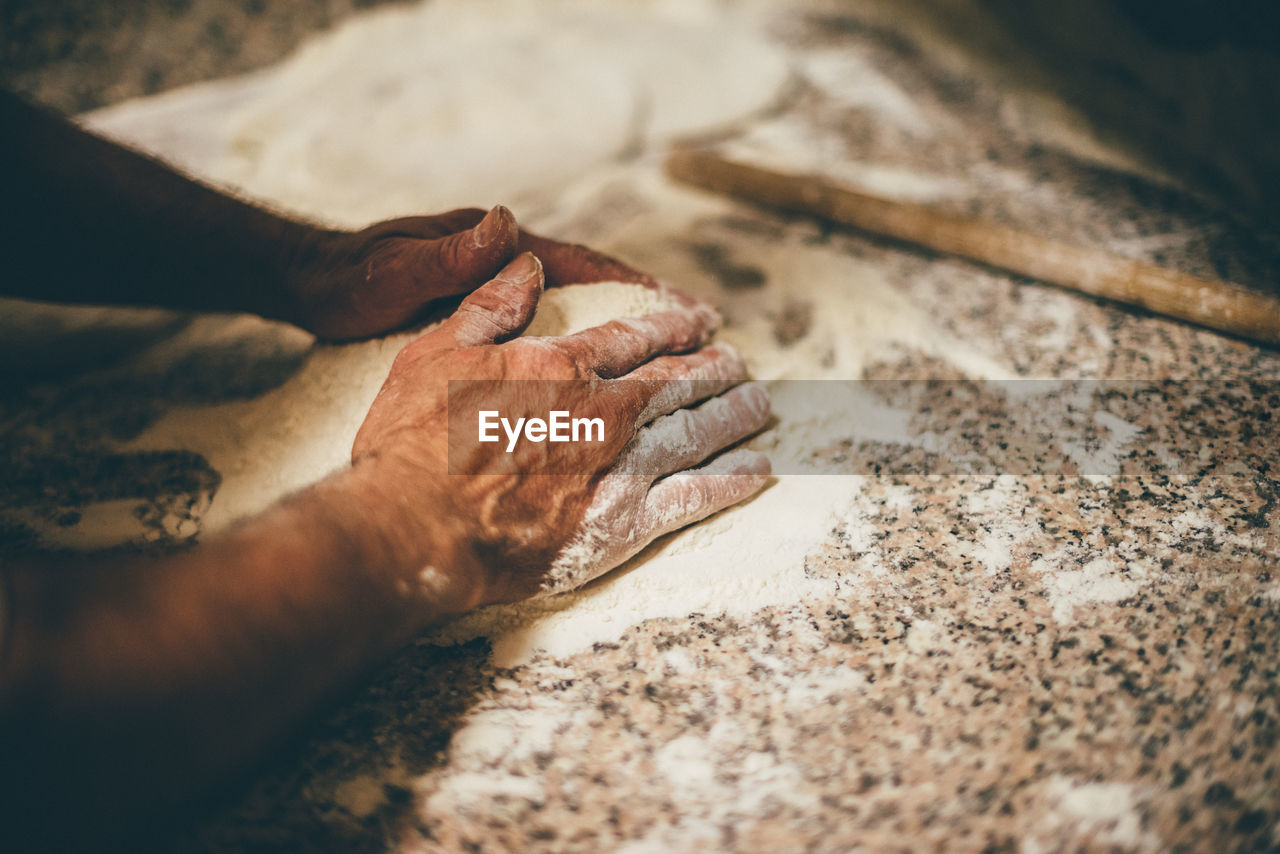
[740,384,772,419]
[661,314,700,347]
[612,320,652,351]
[664,360,693,382]
[550,354,584,380]
[559,341,598,376]
[711,343,748,375]
[685,479,710,506]
[603,318,638,338]
[441,231,472,269]
[525,341,587,379]
[368,241,410,277]
[608,379,648,416]
[393,337,431,367]
[453,304,505,342]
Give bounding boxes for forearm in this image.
[0,90,331,318]
[0,463,480,845]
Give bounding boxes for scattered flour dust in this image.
[1037,555,1149,624]
[430,474,863,667]
[1023,776,1159,853]
[416,662,825,851]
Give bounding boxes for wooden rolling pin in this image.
[666,149,1280,346]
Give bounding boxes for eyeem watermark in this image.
[451,378,1280,476]
[478,410,605,453]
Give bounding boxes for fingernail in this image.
[499,251,542,284]
[472,205,510,249]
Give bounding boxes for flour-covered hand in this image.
[347,252,771,610]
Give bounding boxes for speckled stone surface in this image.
[2,2,1279,853]
[0,0,402,114]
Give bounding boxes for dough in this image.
[524,281,679,338]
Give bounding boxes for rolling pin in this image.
[666,149,1280,346]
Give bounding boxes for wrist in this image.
[151,203,333,323]
[312,461,491,623]
[237,218,341,326]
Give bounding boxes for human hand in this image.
[280,206,700,340]
[347,252,770,612]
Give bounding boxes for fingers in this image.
[643,447,772,536]
[519,230,715,315]
[617,383,771,478]
[518,232,657,287]
[446,252,545,347]
[626,343,750,424]
[404,205,520,297]
[560,307,719,379]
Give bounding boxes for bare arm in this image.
[0,465,474,844]
[0,254,770,848]
[1,89,321,318]
[0,90,695,340]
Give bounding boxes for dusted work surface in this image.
[2,1,1279,851]
[0,0,401,114]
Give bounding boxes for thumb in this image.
[446,252,545,347]
[408,204,521,295]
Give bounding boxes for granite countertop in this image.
[1,1,1278,851]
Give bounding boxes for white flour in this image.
[80,0,790,226]
[1024,777,1160,852]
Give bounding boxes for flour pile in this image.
[524,282,677,338]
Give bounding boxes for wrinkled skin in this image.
[0,254,772,849]
[283,205,701,340]
[350,251,771,606]
[0,89,773,847]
